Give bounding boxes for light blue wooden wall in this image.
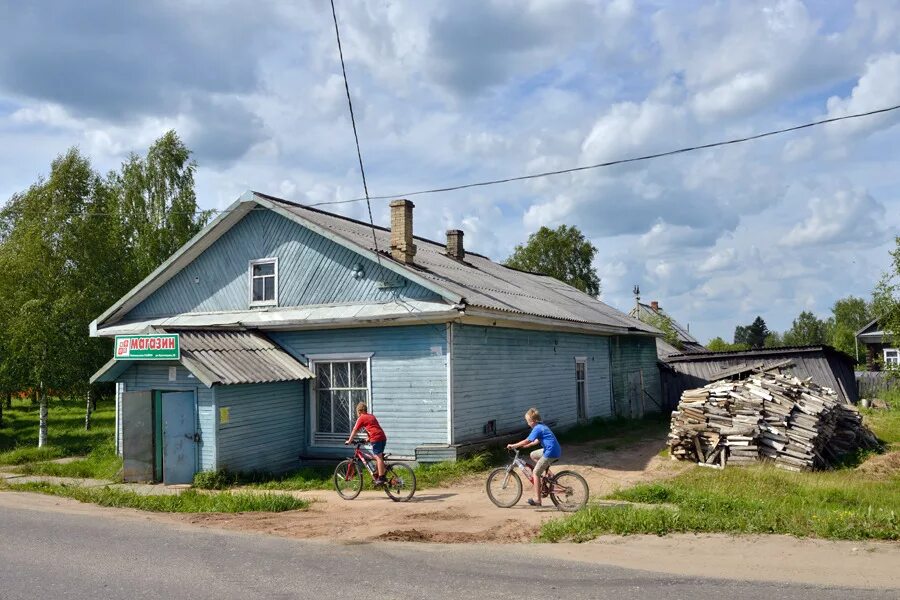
[117,362,216,471]
[609,335,663,416]
[270,325,448,458]
[126,209,440,320]
[215,382,305,474]
[451,325,612,444]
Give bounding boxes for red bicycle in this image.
[333,440,417,502]
[485,448,589,512]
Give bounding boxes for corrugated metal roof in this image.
[176,330,314,386]
[666,345,855,363]
[257,193,657,334]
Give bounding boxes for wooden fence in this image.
[856,371,900,398]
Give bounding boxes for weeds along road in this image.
[0,493,896,600]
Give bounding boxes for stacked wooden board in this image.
[668,372,879,471]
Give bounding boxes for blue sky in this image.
[1,0,899,343]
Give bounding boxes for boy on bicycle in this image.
[506,407,561,507]
[345,402,388,486]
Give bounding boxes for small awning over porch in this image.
[91,330,314,387]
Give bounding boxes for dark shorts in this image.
[370,440,386,455]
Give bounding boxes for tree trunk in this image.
[37,384,48,448]
[4,392,10,409]
[84,389,92,431]
[90,388,97,412]
[31,388,38,406]
[0,395,3,428]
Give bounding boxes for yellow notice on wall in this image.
[219,407,230,425]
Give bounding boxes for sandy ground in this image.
[180,435,689,543]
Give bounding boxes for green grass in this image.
[540,400,900,543]
[13,440,122,480]
[539,465,899,542]
[3,481,308,513]
[0,395,117,468]
[557,413,670,447]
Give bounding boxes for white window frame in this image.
[308,353,374,447]
[885,348,900,367]
[248,258,278,307]
[575,357,588,421]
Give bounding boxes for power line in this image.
[5,102,899,217]
[306,102,900,207]
[329,0,381,261]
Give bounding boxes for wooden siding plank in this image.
[451,325,613,444]
[125,209,440,320]
[270,325,448,458]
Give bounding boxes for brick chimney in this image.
[389,199,416,264]
[446,229,464,260]
[650,300,659,311]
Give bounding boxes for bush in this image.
[193,469,236,490]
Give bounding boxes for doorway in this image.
[158,391,197,484]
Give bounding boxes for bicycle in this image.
[333,440,417,502]
[485,448,589,512]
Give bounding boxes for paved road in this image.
[0,498,894,600]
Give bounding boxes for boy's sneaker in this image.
[374,477,385,487]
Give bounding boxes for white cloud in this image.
[825,52,900,138]
[783,186,887,247]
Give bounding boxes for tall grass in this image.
[5,481,308,513]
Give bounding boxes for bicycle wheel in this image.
[383,463,416,502]
[334,459,363,500]
[548,470,589,512]
[485,467,522,508]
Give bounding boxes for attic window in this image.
[249,258,278,306]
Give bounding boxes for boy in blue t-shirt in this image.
[506,407,561,507]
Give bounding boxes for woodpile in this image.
[668,372,879,471]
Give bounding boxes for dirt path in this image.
[185,436,689,543]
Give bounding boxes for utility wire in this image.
[329,0,381,261]
[306,102,900,207]
[7,103,899,217]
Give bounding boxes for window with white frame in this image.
[313,359,370,444]
[249,258,277,306]
[575,357,588,421]
[885,349,900,367]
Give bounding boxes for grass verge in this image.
[0,396,115,466]
[3,481,308,513]
[540,399,900,543]
[13,440,122,480]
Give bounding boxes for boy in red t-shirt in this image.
[345,402,388,485]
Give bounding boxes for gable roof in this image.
[93,191,657,336]
[255,192,655,334]
[628,301,706,353]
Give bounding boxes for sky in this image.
[1,0,899,343]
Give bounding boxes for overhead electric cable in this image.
[329,0,381,259]
[306,102,900,207]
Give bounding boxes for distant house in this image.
[628,299,708,359]
[90,191,662,484]
[660,345,859,408]
[856,319,898,371]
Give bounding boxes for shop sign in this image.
[114,334,180,360]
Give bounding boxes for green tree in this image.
[504,225,601,296]
[829,296,871,361]
[639,312,681,350]
[764,331,784,348]
[734,316,769,349]
[707,337,749,352]
[783,311,830,346]
[115,130,212,279]
[872,236,900,352]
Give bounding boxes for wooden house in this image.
[856,319,898,371]
[91,191,661,483]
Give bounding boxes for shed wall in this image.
[270,325,448,458]
[610,335,664,417]
[451,325,613,443]
[215,382,305,473]
[117,362,216,471]
[126,208,439,320]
